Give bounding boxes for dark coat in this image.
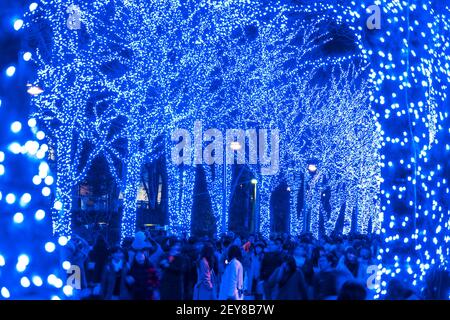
[260,252,283,281]
[312,270,338,300]
[267,267,308,300]
[159,254,186,300]
[127,260,160,300]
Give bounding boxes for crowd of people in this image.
[64,230,449,300]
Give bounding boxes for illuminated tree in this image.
[25,0,124,237]
[284,65,381,238]
[0,119,65,299]
[337,0,450,298]
[236,4,380,238]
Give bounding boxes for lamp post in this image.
[222,141,242,234]
[304,159,319,232]
[251,178,257,233]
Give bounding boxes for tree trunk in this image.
[53,183,74,238]
[204,164,223,234]
[166,158,195,236]
[53,146,74,237]
[120,153,142,241]
[257,175,277,238]
[289,184,301,236]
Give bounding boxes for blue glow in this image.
[0,114,61,298]
[22,52,32,61]
[16,254,29,272]
[5,66,16,77]
[0,0,444,300]
[29,3,38,12]
[62,261,71,270]
[32,276,43,287]
[32,175,42,185]
[24,141,39,155]
[47,274,57,285]
[5,193,16,204]
[35,210,45,221]
[41,187,51,197]
[44,242,55,253]
[10,121,22,133]
[63,285,73,296]
[20,277,30,288]
[19,193,31,206]
[18,254,29,263]
[35,131,45,140]
[1,287,10,299]
[8,142,22,154]
[58,236,68,246]
[13,212,24,224]
[44,176,54,186]
[13,19,23,31]
[27,118,36,128]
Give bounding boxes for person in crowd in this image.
[312,253,338,300]
[385,279,420,300]
[159,240,187,300]
[337,280,367,300]
[357,245,374,296]
[73,230,444,301]
[126,235,160,300]
[241,240,253,294]
[260,240,284,299]
[267,256,308,300]
[219,245,244,300]
[336,246,363,290]
[183,237,200,300]
[194,243,217,300]
[88,235,109,285]
[311,246,326,270]
[274,238,284,251]
[101,246,129,300]
[145,231,165,266]
[358,246,373,266]
[293,244,315,288]
[121,236,134,262]
[249,242,265,299]
[218,236,232,278]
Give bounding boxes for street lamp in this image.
[250,178,258,234]
[307,163,317,173]
[307,158,318,174]
[230,141,242,151]
[27,84,44,95]
[222,141,243,233]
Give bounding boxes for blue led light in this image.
[13,212,24,224]
[5,193,16,204]
[1,287,10,299]
[35,210,45,221]
[10,121,22,133]
[44,242,55,253]
[13,19,23,31]
[5,66,16,77]
[32,276,43,287]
